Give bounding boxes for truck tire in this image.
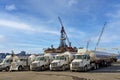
[108,62,111,66]
[84,66,88,72]
[41,66,45,71]
[18,66,23,71]
[104,62,108,67]
[94,64,97,70]
[71,70,75,72]
[90,63,96,70]
[6,66,10,71]
[62,65,65,71]
[96,64,99,69]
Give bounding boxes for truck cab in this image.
[50,51,75,71]
[0,55,13,71]
[31,53,54,71]
[70,54,91,71]
[50,54,68,71]
[9,56,25,71]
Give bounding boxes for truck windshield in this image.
[5,59,13,63]
[75,55,87,59]
[55,56,66,60]
[55,56,60,60]
[35,57,44,61]
[44,56,49,60]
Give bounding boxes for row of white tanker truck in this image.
[30,52,76,71]
[50,49,115,71]
[30,48,116,71]
[0,49,116,72]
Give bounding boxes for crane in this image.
[44,17,77,53]
[58,16,71,48]
[94,22,107,51]
[86,39,91,52]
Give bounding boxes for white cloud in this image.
[0,35,6,43]
[5,4,17,11]
[0,35,4,40]
[67,28,85,38]
[68,0,78,6]
[106,10,120,19]
[36,27,59,35]
[0,19,34,31]
[0,19,60,35]
[13,43,43,47]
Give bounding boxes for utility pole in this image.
[94,22,107,51]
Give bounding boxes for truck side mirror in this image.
[87,56,90,60]
[65,58,66,61]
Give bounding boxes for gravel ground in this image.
[0,71,120,80]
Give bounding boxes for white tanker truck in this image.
[30,53,54,71]
[50,51,76,71]
[70,48,113,71]
[10,54,36,71]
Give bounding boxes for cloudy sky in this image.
[0,0,120,54]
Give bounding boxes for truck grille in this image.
[32,63,37,68]
[51,63,57,67]
[72,62,79,67]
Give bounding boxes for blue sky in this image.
[0,0,120,54]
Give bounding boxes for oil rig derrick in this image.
[44,17,77,53]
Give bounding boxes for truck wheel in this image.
[71,70,74,72]
[104,62,107,67]
[96,64,99,69]
[18,66,23,71]
[41,66,45,71]
[108,62,111,66]
[94,65,97,70]
[62,65,65,71]
[84,66,88,72]
[6,66,10,71]
[28,66,30,71]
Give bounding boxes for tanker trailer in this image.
[70,48,112,71]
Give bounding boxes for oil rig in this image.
[44,17,77,53]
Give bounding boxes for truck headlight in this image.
[58,62,60,66]
[81,61,83,63]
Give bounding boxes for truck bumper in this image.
[50,66,63,70]
[0,68,4,71]
[70,67,84,71]
[31,66,42,71]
